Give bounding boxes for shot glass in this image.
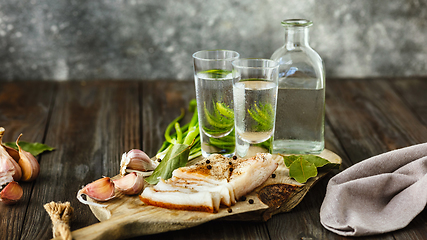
[232,59,279,158]
[193,50,240,158]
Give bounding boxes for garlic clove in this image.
[0,181,23,204]
[0,127,22,182]
[77,177,115,208]
[16,134,40,182]
[3,145,20,162]
[120,149,159,176]
[0,149,21,185]
[113,172,145,195]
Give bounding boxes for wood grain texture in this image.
[15,81,140,239]
[1,79,427,240]
[0,81,55,240]
[141,80,196,158]
[325,79,427,163]
[391,78,427,125]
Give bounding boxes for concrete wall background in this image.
[0,0,426,81]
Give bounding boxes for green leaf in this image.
[216,102,234,119]
[303,155,340,170]
[284,154,340,183]
[289,157,318,184]
[318,162,341,171]
[189,99,197,113]
[283,155,300,168]
[146,143,191,185]
[247,102,274,132]
[203,102,233,130]
[304,155,330,167]
[4,141,54,157]
[202,69,231,79]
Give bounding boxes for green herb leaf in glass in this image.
[203,69,231,79]
[247,102,274,132]
[203,101,234,136]
[216,102,234,119]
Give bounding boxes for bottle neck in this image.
[284,27,310,49]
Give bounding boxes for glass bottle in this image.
[270,19,325,154]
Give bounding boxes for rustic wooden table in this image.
[0,78,426,240]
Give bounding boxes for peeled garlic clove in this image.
[0,128,22,182]
[0,181,23,204]
[120,149,158,176]
[77,177,115,208]
[16,134,39,182]
[113,172,144,195]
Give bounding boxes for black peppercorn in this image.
[240,196,246,201]
[229,162,232,165]
[206,160,210,164]
[207,165,212,170]
[157,158,162,162]
[272,174,276,178]
[229,167,233,172]
[233,156,237,160]
[248,199,254,204]
[227,208,232,213]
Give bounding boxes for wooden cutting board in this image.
[63,149,341,240]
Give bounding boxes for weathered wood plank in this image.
[321,78,427,239]
[391,78,427,126]
[0,81,55,240]
[141,80,196,158]
[3,79,426,240]
[17,81,140,239]
[325,79,427,163]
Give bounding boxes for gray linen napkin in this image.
[320,143,427,236]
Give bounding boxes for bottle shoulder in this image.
[271,46,325,89]
[271,46,322,61]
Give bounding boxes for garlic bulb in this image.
[113,172,144,195]
[0,181,23,204]
[0,127,22,183]
[120,149,158,176]
[16,134,40,182]
[77,177,115,208]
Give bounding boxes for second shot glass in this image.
[232,59,279,158]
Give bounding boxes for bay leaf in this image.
[283,155,300,168]
[283,154,340,183]
[4,141,54,157]
[145,143,191,185]
[288,157,318,184]
[303,155,330,167]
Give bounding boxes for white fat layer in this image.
[229,153,278,199]
[168,178,234,207]
[141,187,220,212]
[141,153,277,211]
